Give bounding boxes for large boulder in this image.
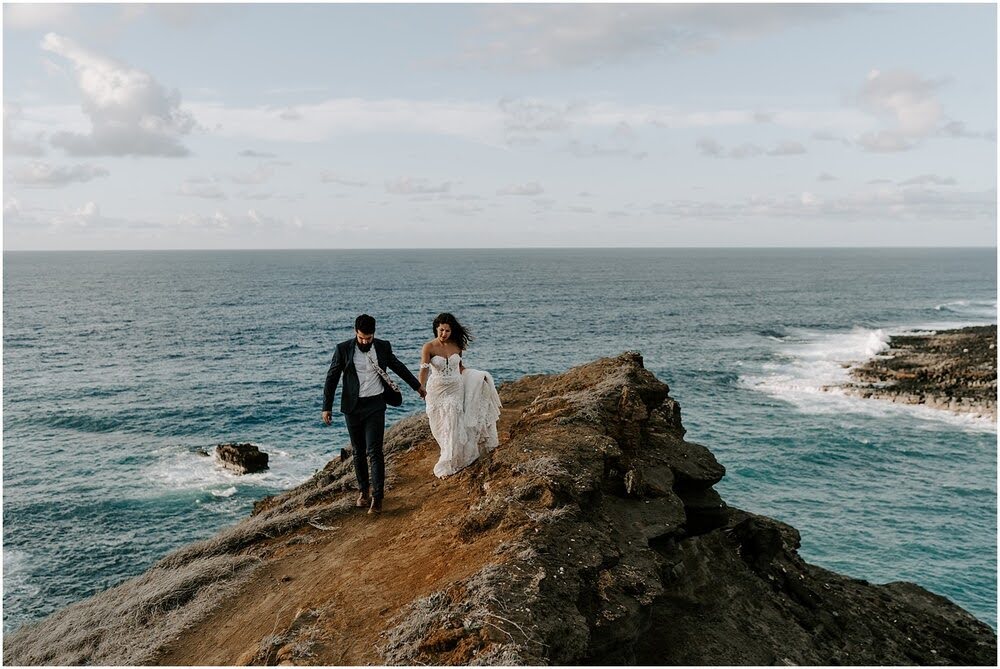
[214,442,269,474]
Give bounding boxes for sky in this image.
[2,2,997,250]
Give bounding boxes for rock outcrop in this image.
[4,353,995,666]
[840,325,997,420]
[215,442,269,474]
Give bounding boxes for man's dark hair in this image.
[355,314,376,334]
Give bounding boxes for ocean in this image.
[3,248,996,633]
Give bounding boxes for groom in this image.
[322,314,425,515]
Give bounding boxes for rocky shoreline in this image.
[839,325,997,421]
[4,353,996,665]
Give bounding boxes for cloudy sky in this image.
[3,2,996,250]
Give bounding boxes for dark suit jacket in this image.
[323,338,421,414]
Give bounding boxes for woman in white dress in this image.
[418,313,502,478]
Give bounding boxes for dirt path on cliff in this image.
[153,402,526,666]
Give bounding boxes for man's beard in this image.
[357,341,373,352]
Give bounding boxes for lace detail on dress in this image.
[425,353,501,478]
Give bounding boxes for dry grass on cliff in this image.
[3,553,259,665]
[379,564,543,665]
[4,460,361,666]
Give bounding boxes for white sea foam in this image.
[195,495,247,516]
[2,549,40,599]
[741,322,997,433]
[144,444,321,494]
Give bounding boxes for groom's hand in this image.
[418,385,427,400]
[321,411,332,425]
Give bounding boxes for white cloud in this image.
[469,4,851,70]
[857,130,913,153]
[855,69,951,152]
[939,120,996,141]
[239,149,277,158]
[565,140,630,158]
[697,138,803,159]
[177,180,227,200]
[5,161,109,187]
[498,182,544,196]
[818,173,838,182]
[901,174,957,186]
[3,198,124,231]
[385,177,451,195]
[696,137,724,157]
[237,191,304,202]
[812,130,852,145]
[860,69,945,135]
[640,185,995,222]
[41,33,195,156]
[730,142,765,159]
[177,210,231,230]
[320,171,367,187]
[445,203,487,217]
[4,196,23,217]
[74,201,101,220]
[499,97,575,144]
[176,208,303,232]
[767,140,807,156]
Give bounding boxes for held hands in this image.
[418,385,427,400]
[321,411,332,425]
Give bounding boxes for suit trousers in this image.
[344,395,387,499]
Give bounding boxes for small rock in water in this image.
[215,442,269,474]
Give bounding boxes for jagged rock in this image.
[214,442,269,474]
[838,325,997,420]
[4,353,995,666]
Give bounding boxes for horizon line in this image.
[4,245,998,253]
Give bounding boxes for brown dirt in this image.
[153,398,529,666]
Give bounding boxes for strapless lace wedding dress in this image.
[424,353,502,478]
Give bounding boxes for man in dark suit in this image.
[322,314,425,514]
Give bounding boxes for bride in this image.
[419,313,502,478]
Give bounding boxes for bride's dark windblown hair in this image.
[433,312,472,350]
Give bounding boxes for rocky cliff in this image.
[4,353,996,665]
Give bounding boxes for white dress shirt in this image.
[354,345,383,398]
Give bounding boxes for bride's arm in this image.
[418,342,432,388]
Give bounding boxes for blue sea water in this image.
[3,248,997,633]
